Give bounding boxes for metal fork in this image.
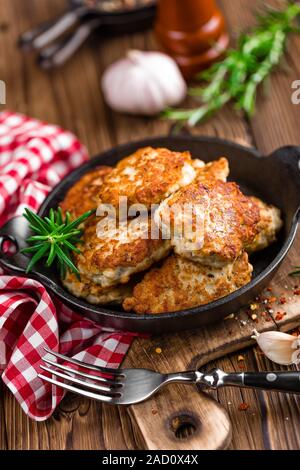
[38,348,300,405]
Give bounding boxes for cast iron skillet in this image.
[0,136,299,334]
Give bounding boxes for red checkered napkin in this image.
[0,111,135,421]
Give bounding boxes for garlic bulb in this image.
[101,50,187,116]
[252,329,300,365]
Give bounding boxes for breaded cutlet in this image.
[71,217,171,288]
[123,252,253,314]
[60,166,112,219]
[155,179,260,267]
[98,147,200,209]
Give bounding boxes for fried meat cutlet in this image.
[60,166,112,219]
[155,179,260,267]
[98,147,199,209]
[246,197,282,253]
[123,252,253,314]
[62,270,133,305]
[195,157,229,183]
[71,217,171,288]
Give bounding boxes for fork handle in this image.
[222,371,300,394]
[243,371,300,394]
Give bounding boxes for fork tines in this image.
[38,347,124,404]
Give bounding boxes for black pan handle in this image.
[19,7,88,52]
[243,371,300,394]
[38,18,102,69]
[0,216,31,275]
[270,145,300,175]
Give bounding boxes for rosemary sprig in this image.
[290,266,300,277]
[21,207,94,277]
[163,2,300,126]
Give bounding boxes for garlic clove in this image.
[292,336,300,364]
[101,50,187,117]
[252,329,300,365]
[132,51,187,106]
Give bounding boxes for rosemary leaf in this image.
[26,235,50,242]
[63,239,82,254]
[49,208,55,224]
[56,207,63,225]
[24,209,48,234]
[44,216,57,231]
[26,244,49,273]
[55,244,80,275]
[46,242,57,267]
[63,208,95,233]
[21,243,46,254]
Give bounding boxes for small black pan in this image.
[0,136,299,334]
[19,0,157,68]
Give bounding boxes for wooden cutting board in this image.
[112,228,300,450]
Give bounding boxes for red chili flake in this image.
[265,317,272,322]
[294,289,300,296]
[268,296,277,303]
[275,312,286,321]
[238,403,250,411]
[261,311,267,317]
[152,409,158,415]
[266,287,273,292]
[279,296,286,305]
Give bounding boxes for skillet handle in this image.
[270,146,300,223]
[0,216,30,274]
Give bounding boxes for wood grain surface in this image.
[0,0,300,450]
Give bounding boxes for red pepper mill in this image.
[155,0,229,79]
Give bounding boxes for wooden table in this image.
[1,0,300,450]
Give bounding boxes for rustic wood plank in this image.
[253,352,300,450]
